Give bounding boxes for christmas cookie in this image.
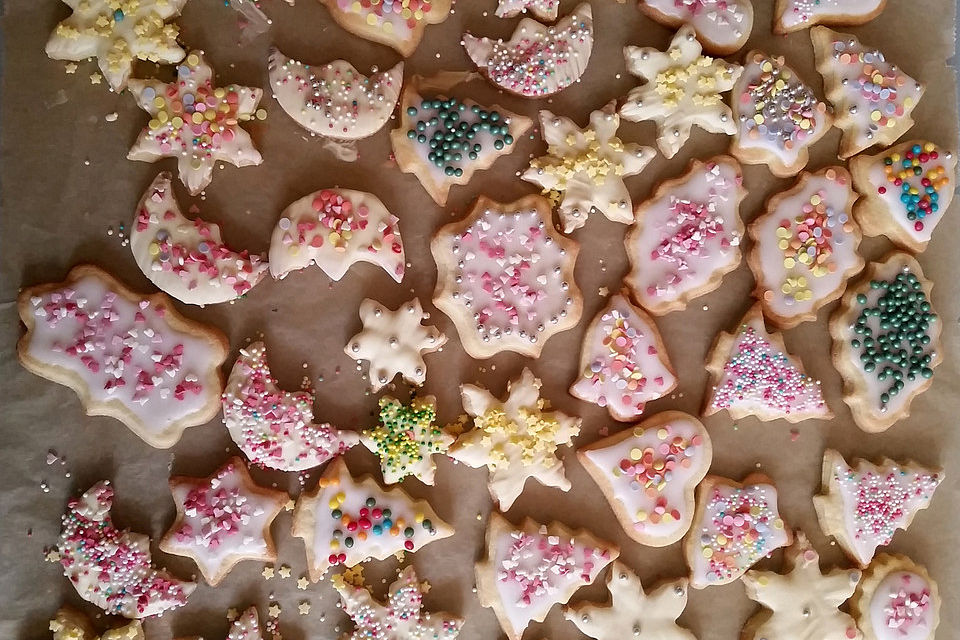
[813,449,943,567]
[624,156,745,315]
[50,608,144,640]
[318,0,452,57]
[741,533,862,640]
[449,368,582,510]
[748,167,863,328]
[850,140,957,253]
[476,513,618,640]
[361,395,453,485]
[811,27,924,159]
[731,52,833,177]
[496,0,560,20]
[685,474,792,589]
[851,554,940,640]
[160,457,288,586]
[829,252,941,432]
[577,411,712,547]
[774,0,887,34]
[703,303,831,422]
[523,102,656,233]
[463,3,594,98]
[344,298,447,392]
[639,0,754,56]
[292,457,453,581]
[431,195,582,359]
[621,26,742,159]
[17,265,227,449]
[222,341,360,472]
[268,188,405,283]
[57,481,195,617]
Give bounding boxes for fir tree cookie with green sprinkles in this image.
[830,252,942,433]
[361,395,454,486]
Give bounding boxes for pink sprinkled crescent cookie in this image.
[318,0,452,58]
[850,554,940,640]
[774,0,887,34]
[639,0,754,56]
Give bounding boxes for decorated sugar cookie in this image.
[45,0,186,91]
[449,368,582,510]
[577,411,712,546]
[292,457,453,581]
[58,481,195,617]
[625,156,745,315]
[570,293,677,421]
[463,3,594,98]
[704,303,830,422]
[50,608,144,640]
[160,457,287,586]
[850,140,957,253]
[639,0,754,56]
[132,173,268,305]
[565,561,695,640]
[523,102,657,233]
[17,265,228,449]
[621,26,742,159]
[391,77,532,206]
[851,555,940,640]
[814,449,942,567]
[811,27,924,159]
[774,0,887,34]
[731,52,833,177]
[318,0,452,57]
[268,188,404,283]
[496,0,560,20]
[748,167,864,328]
[431,195,582,359]
[476,513,618,640]
[267,48,403,140]
[361,395,453,485]
[685,474,792,589]
[741,533,862,640]
[829,252,941,432]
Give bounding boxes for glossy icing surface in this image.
[869,571,936,640]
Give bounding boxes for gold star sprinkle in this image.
[226,608,238,621]
[420,581,432,594]
[268,603,282,618]
[278,565,292,579]
[89,73,102,85]
[44,549,61,562]
[342,566,366,587]
[64,63,77,74]
[297,577,309,590]
[262,567,275,580]
[298,602,311,616]
[284,499,295,511]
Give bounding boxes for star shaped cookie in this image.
[621,25,742,158]
[50,608,144,640]
[524,102,656,233]
[362,395,453,485]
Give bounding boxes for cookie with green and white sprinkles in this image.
[361,395,454,486]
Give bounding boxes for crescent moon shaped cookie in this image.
[685,473,792,589]
[268,188,405,283]
[292,457,454,581]
[523,102,657,233]
[625,156,746,315]
[748,167,864,328]
[49,608,145,640]
[849,140,957,253]
[774,0,887,34]
[475,513,618,640]
[639,0,754,56]
[850,554,940,640]
[813,449,942,568]
[496,0,560,21]
[132,173,268,305]
[267,48,403,140]
[361,395,453,485]
[463,3,594,98]
[222,341,360,472]
[17,265,228,449]
[57,481,196,617]
[811,27,925,159]
[432,195,582,359]
[318,0,452,57]
[829,252,941,433]
[577,411,712,547]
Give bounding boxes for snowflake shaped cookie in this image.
[50,608,144,640]
[361,395,453,485]
[496,0,560,20]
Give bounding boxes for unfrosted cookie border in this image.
[850,554,940,640]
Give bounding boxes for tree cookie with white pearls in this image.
[639,0,754,56]
[318,0,452,57]
[774,0,887,34]
[850,554,940,640]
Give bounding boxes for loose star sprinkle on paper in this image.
[297,576,309,590]
[262,567,275,580]
[297,602,311,616]
[362,395,454,485]
[50,608,144,640]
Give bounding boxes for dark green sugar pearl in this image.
[406,98,513,177]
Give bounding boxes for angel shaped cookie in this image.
[639,0,754,55]
[361,395,453,485]
[774,0,887,34]
[318,0,451,57]
[850,555,940,640]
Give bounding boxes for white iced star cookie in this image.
[496,0,560,20]
[565,561,695,640]
[318,0,452,57]
[344,298,446,392]
[449,368,581,510]
[621,26,742,159]
[850,554,940,640]
[774,0,887,34]
[640,0,754,56]
[361,395,453,485]
[128,51,263,196]
[523,102,656,233]
[50,608,144,640]
[45,0,186,91]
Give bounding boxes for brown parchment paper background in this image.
[1,1,958,639]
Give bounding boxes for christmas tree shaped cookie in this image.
[318,0,452,57]
[851,554,940,640]
[361,395,453,486]
[774,0,887,34]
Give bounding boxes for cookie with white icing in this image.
[811,27,924,159]
[774,0,887,34]
[523,102,656,233]
[361,395,453,485]
[269,188,404,283]
[476,513,618,640]
[851,554,940,640]
[814,449,942,568]
[496,0,560,20]
[17,265,228,448]
[292,457,453,581]
[432,195,582,359]
[625,156,745,315]
[639,0,754,56]
[578,411,712,547]
[748,167,863,328]
[829,252,941,433]
[463,3,594,98]
[570,293,677,421]
[49,607,144,640]
[318,0,451,57]
[850,140,957,253]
